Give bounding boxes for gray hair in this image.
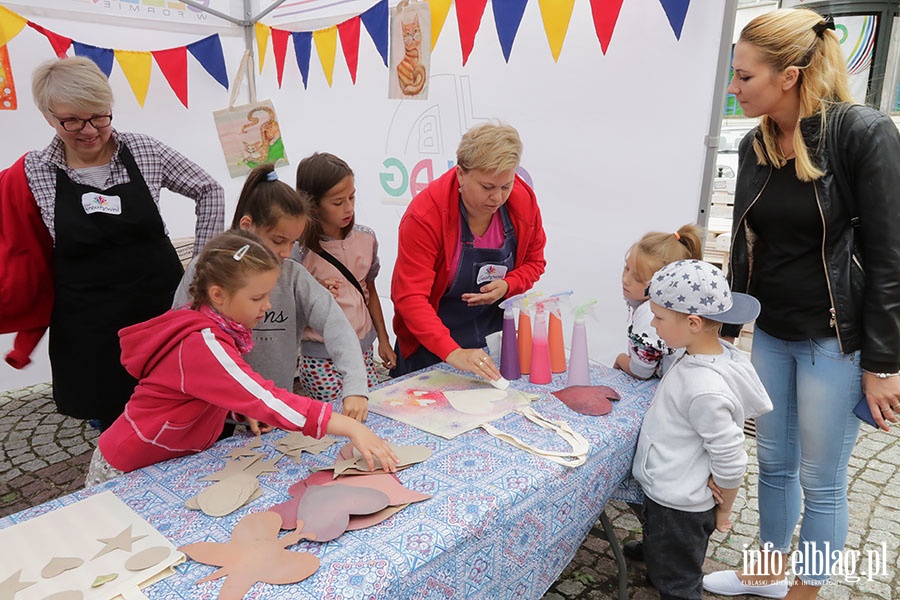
[32,57,114,117]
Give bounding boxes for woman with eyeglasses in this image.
[0,56,224,430]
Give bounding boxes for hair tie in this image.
[812,15,835,38]
[233,244,250,261]
[673,232,681,241]
[266,170,278,182]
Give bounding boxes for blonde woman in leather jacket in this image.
[702,9,900,600]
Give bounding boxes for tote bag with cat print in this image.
[213,52,289,178]
[389,0,431,100]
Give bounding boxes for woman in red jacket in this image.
[391,122,546,379]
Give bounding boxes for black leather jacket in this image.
[725,104,900,373]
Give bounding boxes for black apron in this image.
[393,201,518,375]
[49,144,184,424]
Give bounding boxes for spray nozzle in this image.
[535,291,572,318]
[574,299,599,323]
[501,290,543,317]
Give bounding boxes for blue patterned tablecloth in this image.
[1,364,656,599]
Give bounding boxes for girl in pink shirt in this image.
[293,153,396,405]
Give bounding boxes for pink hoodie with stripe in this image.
[98,308,331,472]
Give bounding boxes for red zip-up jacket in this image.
[391,168,546,360]
[0,156,54,368]
[99,308,331,472]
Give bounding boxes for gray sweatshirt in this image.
[632,340,772,512]
[173,259,368,398]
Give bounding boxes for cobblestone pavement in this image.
[1,382,898,599]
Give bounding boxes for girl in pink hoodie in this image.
[87,230,397,486]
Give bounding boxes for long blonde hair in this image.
[740,9,853,181]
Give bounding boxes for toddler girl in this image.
[614,224,703,378]
[87,230,397,486]
[293,153,396,403]
[173,165,371,422]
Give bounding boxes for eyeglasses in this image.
[51,113,113,132]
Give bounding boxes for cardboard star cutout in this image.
[0,569,35,597]
[92,525,148,559]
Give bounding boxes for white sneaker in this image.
[702,570,788,599]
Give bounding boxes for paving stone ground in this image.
[1,382,897,599]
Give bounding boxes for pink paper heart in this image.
[297,485,389,542]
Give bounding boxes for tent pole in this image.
[251,0,290,24]
[179,0,247,26]
[243,0,257,103]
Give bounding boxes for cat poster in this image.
[388,0,431,100]
[212,99,289,178]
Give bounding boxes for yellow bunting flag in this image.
[0,5,27,47]
[255,22,270,73]
[313,26,337,88]
[428,0,452,51]
[114,50,152,107]
[538,0,576,62]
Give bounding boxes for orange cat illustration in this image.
[396,14,426,96]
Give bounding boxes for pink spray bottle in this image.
[529,300,552,385]
[567,300,597,387]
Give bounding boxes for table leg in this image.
[599,509,628,600]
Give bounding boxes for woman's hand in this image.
[862,372,900,431]
[378,340,397,371]
[342,395,369,422]
[446,347,502,382]
[462,279,509,306]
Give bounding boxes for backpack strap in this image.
[315,248,366,300]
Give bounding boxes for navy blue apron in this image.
[49,144,184,426]
[392,200,517,375]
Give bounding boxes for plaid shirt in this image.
[24,129,224,254]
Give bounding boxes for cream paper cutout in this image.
[0,491,183,600]
[92,527,147,560]
[124,547,171,572]
[41,558,84,579]
[443,389,508,415]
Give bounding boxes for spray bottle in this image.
[517,292,541,375]
[498,293,529,380]
[529,301,552,385]
[567,300,598,386]
[540,291,573,374]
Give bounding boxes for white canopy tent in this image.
[0,0,737,391]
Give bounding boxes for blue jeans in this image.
[751,328,862,585]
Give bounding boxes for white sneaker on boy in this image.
[702,570,788,599]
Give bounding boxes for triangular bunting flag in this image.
[115,50,152,107]
[659,0,690,39]
[428,0,452,51]
[255,22,270,73]
[492,0,527,62]
[271,27,291,88]
[589,0,625,54]
[187,34,228,89]
[0,5,27,47]
[360,0,388,66]
[338,16,360,85]
[152,46,188,108]
[313,26,337,87]
[0,44,17,110]
[537,0,575,62]
[27,22,72,58]
[72,42,115,77]
[455,0,489,66]
[291,31,312,89]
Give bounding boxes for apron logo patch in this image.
[476,264,507,285]
[82,192,122,215]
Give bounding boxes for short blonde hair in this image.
[32,57,114,117]
[456,121,523,173]
[740,9,853,181]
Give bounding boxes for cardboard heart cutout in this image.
[296,484,390,542]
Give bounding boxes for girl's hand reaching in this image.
[342,395,369,422]
[319,277,342,299]
[326,413,399,472]
[378,340,397,371]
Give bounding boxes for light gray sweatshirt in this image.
[632,340,772,512]
[173,259,368,398]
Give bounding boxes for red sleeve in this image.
[504,186,547,297]
[181,330,332,438]
[392,207,460,361]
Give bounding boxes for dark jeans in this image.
[390,341,442,377]
[642,497,716,600]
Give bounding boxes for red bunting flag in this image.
[589,0,625,55]
[338,16,361,85]
[271,27,291,88]
[455,0,489,66]
[27,22,72,58]
[151,46,188,108]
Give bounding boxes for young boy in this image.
[633,259,774,600]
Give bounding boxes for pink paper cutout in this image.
[551,385,617,416]
[296,484,389,542]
